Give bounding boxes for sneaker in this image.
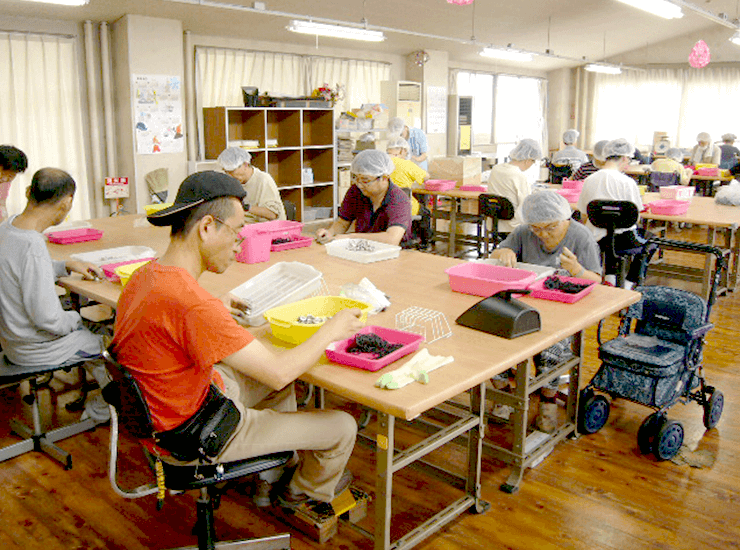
[277,470,353,510]
[491,404,512,421]
[80,393,111,424]
[253,479,272,508]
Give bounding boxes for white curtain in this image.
[494,74,547,159]
[308,57,391,112]
[0,32,91,221]
[679,68,740,148]
[196,47,306,108]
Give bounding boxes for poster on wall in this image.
[133,74,184,155]
[426,86,447,134]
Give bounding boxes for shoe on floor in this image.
[276,470,353,511]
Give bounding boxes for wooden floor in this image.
[1,225,739,550]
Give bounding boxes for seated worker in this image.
[0,145,28,222]
[387,116,428,171]
[688,132,721,166]
[486,138,542,233]
[651,147,693,186]
[217,147,286,223]
[111,171,364,509]
[577,138,651,289]
[719,133,740,169]
[571,140,609,181]
[0,168,110,422]
[551,129,589,171]
[316,150,412,246]
[490,190,601,282]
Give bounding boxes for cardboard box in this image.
[428,156,482,187]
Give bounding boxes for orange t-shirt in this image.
[111,262,253,432]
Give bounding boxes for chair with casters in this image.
[648,171,679,192]
[477,194,514,258]
[547,161,573,185]
[102,349,292,550]
[579,239,725,461]
[0,355,97,469]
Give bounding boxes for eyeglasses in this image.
[352,175,381,187]
[530,221,563,235]
[213,217,245,246]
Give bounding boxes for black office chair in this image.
[477,194,514,258]
[547,161,573,185]
[586,199,642,288]
[0,355,97,469]
[648,171,679,192]
[102,350,292,550]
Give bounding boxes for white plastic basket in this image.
[395,307,452,344]
[70,246,157,266]
[659,186,695,201]
[229,262,326,326]
[325,239,401,264]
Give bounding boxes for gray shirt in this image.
[498,220,602,274]
[0,216,97,366]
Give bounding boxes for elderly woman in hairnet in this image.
[689,132,721,166]
[719,133,740,169]
[491,190,601,282]
[577,138,653,289]
[387,117,428,171]
[316,150,411,246]
[551,129,590,171]
[571,139,609,181]
[486,138,542,233]
[651,147,693,186]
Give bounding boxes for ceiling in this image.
[2,0,740,71]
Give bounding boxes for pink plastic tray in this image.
[460,184,487,192]
[694,167,719,177]
[561,179,585,191]
[528,275,597,304]
[101,257,157,282]
[236,220,304,264]
[646,199,690,216]
[270,235,313,252]
[659,186,694,200]
[445,263,537,297]
[555,189,581,203]
[47,228,104,244]
[325,326,425,372]
[424,179,457,192]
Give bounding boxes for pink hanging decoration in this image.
[688,40,711,68]
[447,0,474,5]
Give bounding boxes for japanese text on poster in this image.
[426,86,447,135]
[133,74,184,155]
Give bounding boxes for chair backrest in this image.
[628,286,708,344]
[478,194,515,222]
[282,199,297,221]
[102,349,154,440]
[548,163,573,185]
[649,171,679,191]
[586,200,639,231]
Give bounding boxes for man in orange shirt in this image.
[111,171,364,508]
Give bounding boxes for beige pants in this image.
[215,365,357,502]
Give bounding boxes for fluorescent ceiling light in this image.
[731,30,740,46]
[287,20,385,42]
[614,0,683,20]
[480,47,533,62]
[584,63,622,75]
[14,0,89,5]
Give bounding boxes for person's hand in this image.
[220,292,251,324]
[318,308,364,342]
[315,228,334,244]
[559,247,582,276]
[66,260,104,281]
[491,248,517,268]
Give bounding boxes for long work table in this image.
[49,214,639,550]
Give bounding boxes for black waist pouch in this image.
[154,384,241,462]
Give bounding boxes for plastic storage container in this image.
[445,263,537,297]
[229,262,324,326]
[555,188,581,203]
[561,179,585,191]
[646,199,690,216]
[102,257,157,282]
[264,296,372,345]
[47,228,103,244]
[659,186,695,201]
[527,275,597,304]
[114,260,151,287]
[325,239,401,263]
[71,245,157,266]
[325,326,425,371]
[694,167,719,177]
[459,184,487,192]
[236,220,304,264]
[303,207,332,221]
[424,180,457,192]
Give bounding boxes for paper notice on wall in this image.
[133,74,184,155]
[426,86,447,134]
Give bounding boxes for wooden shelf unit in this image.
[203,106,336,223]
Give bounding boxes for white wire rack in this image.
[395,306,452,344]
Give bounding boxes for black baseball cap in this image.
[147,171,246,226]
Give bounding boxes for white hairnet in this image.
[697,132,711,143]
[218,147,251,172]
[603,138,634,159]
[563,129,580,145]
[722,133,737,142]
[521,190,572,224]
[666,148,684,162]
[593,140,610,162]
[386,136,410,152]
[351,149,395,177]
[387,117,405,135]
[715,180,740,206]
[509,139,542,161]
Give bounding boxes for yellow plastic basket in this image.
[637,184,647,196]
[144,203,173,216]
[264,296,371,345]
[695,163,718,170]
[114,260,151,287]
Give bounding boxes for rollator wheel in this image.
[703,389,724,430]
[637,413,660,455]
[653,419,683,461]
[578,392,610,435]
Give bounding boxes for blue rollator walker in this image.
[579,238,725,461]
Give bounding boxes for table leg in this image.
[449,200,458,258]
[501,360,530,494]
[731,228,739,291]
[375,413,394,550]
[467,382,487,512]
